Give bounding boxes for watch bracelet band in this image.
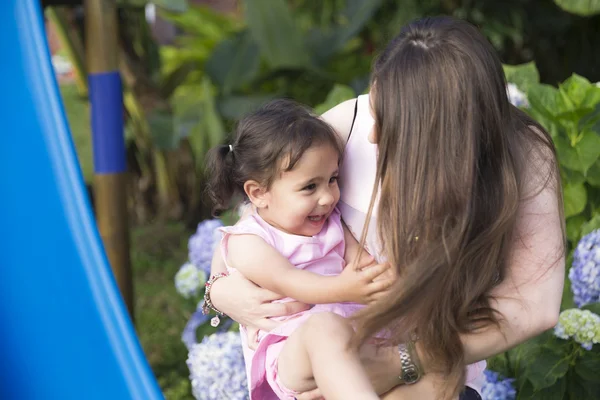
[397,341,422,385]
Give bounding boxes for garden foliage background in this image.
[50,0,600,399]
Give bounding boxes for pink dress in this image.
[338,94,486,394]
[220,208,364,400]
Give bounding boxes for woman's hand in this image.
[209,271,311,331]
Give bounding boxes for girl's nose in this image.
[319,191,334,206]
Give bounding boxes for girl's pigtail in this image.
[205,144,236,216]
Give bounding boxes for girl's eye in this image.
[303,183,316,191]
[329,176,338,184]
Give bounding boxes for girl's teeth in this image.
[309,216,321,221]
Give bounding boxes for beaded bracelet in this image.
[202,272,229,327]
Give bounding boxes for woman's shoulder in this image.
[519,124,560,197]
[320,98,358,143]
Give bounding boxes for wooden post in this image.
[85,0,134,319]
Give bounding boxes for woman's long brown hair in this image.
[353,17,564,395]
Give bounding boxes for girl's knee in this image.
[303,312,354,341]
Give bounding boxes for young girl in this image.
[205,99,395,400]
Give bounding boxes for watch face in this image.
[403,366,420,384]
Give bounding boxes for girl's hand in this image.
[209,271,311,331]
[336,258,395,304]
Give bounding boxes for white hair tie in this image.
[228,144,233,152]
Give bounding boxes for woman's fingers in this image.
[258,287,286,303]
[252,317,280,332]
[294,388,324,400]
[246,327,260,350]
[261,301,311,318]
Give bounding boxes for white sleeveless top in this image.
[337,94,486,393]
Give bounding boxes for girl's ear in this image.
[244,180,269,209]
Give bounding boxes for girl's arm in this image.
[226,234,392,305]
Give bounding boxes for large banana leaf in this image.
[204,31,261,95]
[217,94,276,120]
[308,0,384,64]
[554,0,600,16]
[243,0,312,69]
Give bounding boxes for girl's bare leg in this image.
[277,312,379,400]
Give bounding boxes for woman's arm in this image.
[226,234,392,305]
[458,157,565,363]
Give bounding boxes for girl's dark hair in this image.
[353,16,564,395]
[205,99,343,215]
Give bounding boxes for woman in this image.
[207,16,565,399]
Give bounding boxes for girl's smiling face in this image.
[254,143,341,237]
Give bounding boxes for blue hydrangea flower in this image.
[506,83,529,108]
[187,331,248,400]
[554,308,600,350]
[569,229,600,307]
[481,370,516,400]
[175,262,206,299]
[188,219,224,277]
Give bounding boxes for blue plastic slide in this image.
[0,1,164,399]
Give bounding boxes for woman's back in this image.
[335,94,487,393]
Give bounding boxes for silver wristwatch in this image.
[397,343,422,384]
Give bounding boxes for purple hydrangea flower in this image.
[188,219,224,277]
[187,331,248,400]
[481,370,516,400]
[569,229,600,307]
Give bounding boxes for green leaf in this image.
[553,0,600,16]
[581,302,600,315]
[578,131,600,173]
[486,353,512,378]
[560,74,593,108]
[528,378,567,400]
[205,31,261,94]
[561,166,586,186]
[561,276,576,310]
[575,351,600,381]
[308,0,385,64]
[580,214,600,237]
[507,333,549,381]
[555,132,600,174]
[148,110,178,150]
[563,182,587,218]
[243,0,311,69]
[314,84,356,115]
[173,78,226,171]
[566,214,587,243]
[217,94,276,120]
[503,62,540,93]
[528,84,567,121]
[162,4,237,37]
[525,348,569,390]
